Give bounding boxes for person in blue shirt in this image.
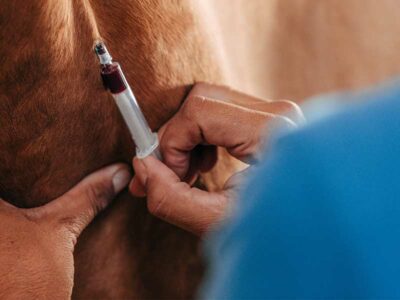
[131,80,400,299]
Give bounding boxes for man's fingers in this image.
[159,94,301,181]
[133,156,228,235]
[41,163,131,240]
[190,83,305,124]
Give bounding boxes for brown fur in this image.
[1,0,400,298]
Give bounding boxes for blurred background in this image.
[195,0,400,102]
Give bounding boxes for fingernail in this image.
[112,168,132,193]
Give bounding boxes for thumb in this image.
[133,156,228,235]
[42,163,131,239]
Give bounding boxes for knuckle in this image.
[22,208,45,223]
[277,100,305,122]
[276,99,298,111]
[182,95,209,124]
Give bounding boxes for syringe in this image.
[94,41,161,159]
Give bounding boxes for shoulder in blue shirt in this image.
[201,78,400,299]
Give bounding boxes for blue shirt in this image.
[201,78,400,299]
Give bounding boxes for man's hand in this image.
[0,164,131,299]
[130,83,304,236]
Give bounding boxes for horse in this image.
[1,0,400,298]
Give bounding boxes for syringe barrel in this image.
[111,89,161,159]
[95,41,161,159]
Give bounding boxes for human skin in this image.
[0,164,131,299]
[130,84,305,235]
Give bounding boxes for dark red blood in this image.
[101,63,127,94]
